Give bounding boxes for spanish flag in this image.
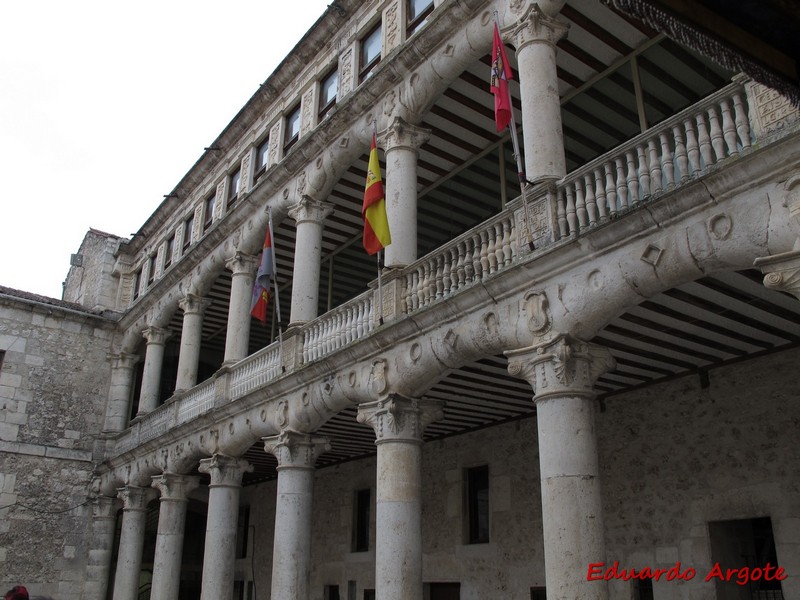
[362,133,391,255]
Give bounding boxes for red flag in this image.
[250,227,274,323]
[490,23,513,132]
[362,133,391,255]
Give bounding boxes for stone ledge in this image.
[0,440,92,462]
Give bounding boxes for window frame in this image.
[132,268,143,300]
[203,193,216,232]
[182,214,194,251]
[163,235,175,269]
[359,22,382,83]
[254,138,270,182]
[407,0,434,36]
[319,66,339,119]
[465,465,489,544]
[228,168,241,209]
[284,104,302,153]
[146,253,157,285]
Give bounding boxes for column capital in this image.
[178,293,212,316]
[107,352,138,370]
[288,195,335,225]
[754,249,800,300]
[378,116,431,153]
[151,473,200,501]
[505,335,615,401]
[357,394,444,443]
[91,495,119,520]
[262,430,331,470]
[506,3,569,51]
[198,454,253,488]
[142,326,171,346]
[116,485,157,511]
[225,251,259,276]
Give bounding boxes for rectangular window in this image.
[255,138,270,181]
[235,505,250,559]
[631,579,652,600]
[359,22,381,82]
[347,581,356,600]
[319,67,339,119]
[466,465,489,544]
[163,235,175,269]
[228,168,241,208]
[182,214,194,250]
[530,588,546,600]
[352,488,371,552]
[324,585,340,600]
[147,254,157,285]
[204,193,216,231]
[408,0,434,35]
[284,104,301,153]
[425,582,461,600]
[363,591,375,600]
[132,268,142,300]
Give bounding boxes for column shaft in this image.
[112,486,156,600]
[288,197,334,325]
[198,455,252,600]
[104,353,137,432]
[84,496,119,600]
[224,253,258,363]
[176,295,211,391]
[138,327,169,415]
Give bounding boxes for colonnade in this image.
[94,3,618,599]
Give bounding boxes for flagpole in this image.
[267,207,285,372]
[373,120,385,326]
[494,11,535,252]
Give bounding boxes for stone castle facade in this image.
[1,1,799,599]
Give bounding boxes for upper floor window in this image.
[228,168,241,208]
[466,465,489,544]
[359,22,382,82]
[204,193,216,231]
[407,0,434,35]
[319,67,338,119]
[182,214,194,250]
[255,138,269,181]
[132,268,142,300]
[352,488,371,552]
[284,104,301,153]
[146,253,157,285]
[164,235,175,269]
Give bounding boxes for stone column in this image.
[507,3,569,182]
[378,117,431,268]
[84,495,119,600]
[150,473,200,600]
[262,431,331,600]
[104,352,138,432]
[357,395,444,600]
[175,294,212,392]
[506,335,615,600]
[112,485,157,600]
[223,252,259,364]
[288,195,334,326]
[137,327,170,415]
[198,455,252,600]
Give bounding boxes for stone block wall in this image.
[0,296,115,598]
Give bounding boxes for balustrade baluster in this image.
[647,139,661,195]
[469,234,481,282]
[556,188,568,238]
[564,185,577,235]
[584,174,597,226]
[604,162,618,218]
[659,132,675,189]
[479,231,490,278]
[456,241,467,288]
[615,157,629,211]
[672,124,689,182]
[302,331,311,363]
[435,256,445,298]
[442,250,452,295]
[344,307,354,344]
[684,118,700,176]
[485,227,497,274]
[732,91,751,150]
[637,144,650,199]
[355,302,365,337]
[593,168,607,223]
[493,223,504,269]
[719,98,738,156]
[707,105,725,162]
[626,150,639,207]
[696,112,714,168]
[416,265,426,308]
[501,219,513,266]
[574,179,588,231]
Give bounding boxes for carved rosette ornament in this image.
[151,473,200,502]
[505,335,615,401]
[198,454,253,488]
[754,249,800,301]
[357,394,444,443]
[262,429,331,470]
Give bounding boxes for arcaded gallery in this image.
[1,1,799,599]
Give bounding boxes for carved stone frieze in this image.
[262,430,331,470]
[506,335,615,401]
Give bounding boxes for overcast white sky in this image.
[0,0,331,299]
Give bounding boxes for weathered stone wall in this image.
[236,346,800,600]
[0,296,115,598]
[62,229,122,312]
